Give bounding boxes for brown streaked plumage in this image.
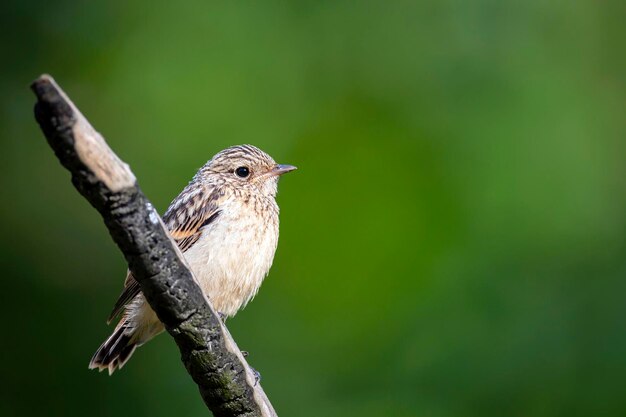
[89,145,296,374]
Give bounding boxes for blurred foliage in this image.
[1,1,626,416]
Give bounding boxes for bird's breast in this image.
[182,203,279,316]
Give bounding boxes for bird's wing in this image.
[107,185,224,323]
[106,272,141,323]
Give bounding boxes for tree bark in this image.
[31,74,277,417]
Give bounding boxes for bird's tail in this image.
[89,322,137,375]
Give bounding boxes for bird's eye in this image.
[235,166,250,178]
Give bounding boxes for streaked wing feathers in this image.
[107,273,140,323]
[107,185,223,323]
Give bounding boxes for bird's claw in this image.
[217,312,227,323]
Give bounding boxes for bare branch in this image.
[31,74,277,417]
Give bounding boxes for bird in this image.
[89,144,296,375]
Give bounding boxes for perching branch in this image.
[31,75,277,417]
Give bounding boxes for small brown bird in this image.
[89,145,296,374]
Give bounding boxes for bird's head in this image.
[201,144,296,198]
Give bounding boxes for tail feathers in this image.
[89,325,137,375]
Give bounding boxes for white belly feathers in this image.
[183,205,279,317]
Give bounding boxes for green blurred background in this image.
[1,1,625,416]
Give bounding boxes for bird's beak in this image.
[270,164,297,176]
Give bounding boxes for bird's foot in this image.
[241,350,249,357]
[217,312,227,323]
